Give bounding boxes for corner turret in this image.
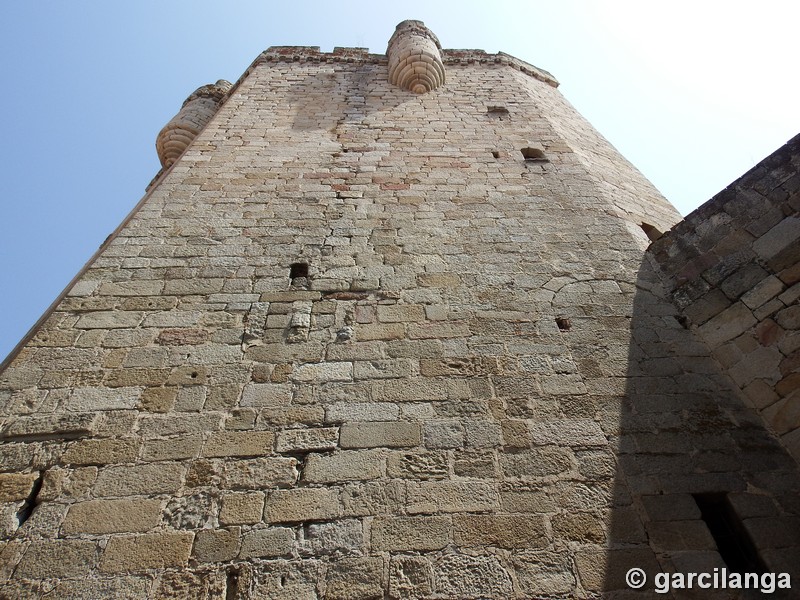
[387,20,445,94]
[155,80,231,168]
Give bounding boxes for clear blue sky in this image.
[1,1,798,362]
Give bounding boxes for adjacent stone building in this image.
[0,20,798,599]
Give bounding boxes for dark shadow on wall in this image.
[600,255,800,598]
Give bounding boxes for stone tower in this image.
[1,20,799,599]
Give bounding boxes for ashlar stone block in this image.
[265,488,341,523]
[239,527,294,559]
[275,427,339,453]
[340,421,421,448]
[220,491,265,525]
[193,527,242,562]
[406,481,499,514]
[433,553,513,598]
[325,556,384,600]
[223,457,298,489]
[62,498,161,534]
[99,532,194,572]
[0,472,38,502]
[16,540,98,579]
[303,449,384,483]
[202,430,274,458]
[61,437,140,465]
[453,514,548,548]
[94,462,184,496]
[371,515,451,551]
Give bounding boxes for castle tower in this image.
[1,21,798,598]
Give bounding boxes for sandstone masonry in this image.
[0,19,798,600]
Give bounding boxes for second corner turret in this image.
[387,20,445,94]
[155,80,232,168]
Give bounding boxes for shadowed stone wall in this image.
[649,134,800,463]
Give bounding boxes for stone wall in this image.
[1,28,799,599]
[648,134,800,462]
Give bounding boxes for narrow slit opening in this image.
[17,471,44,527]
[226,566,240,600]
[693,493,765,574]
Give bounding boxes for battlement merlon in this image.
[253,46,559,88]
[151,21,559,181]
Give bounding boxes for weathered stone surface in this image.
[386,450,448,479]
[499,446,572,478]
[62,437,140,465]
[340,421,420,448]
[454,450,498,478]
[193,527,241,562]
[513,551,576,595]
[16,540,98,579]
[223,457,298,489]
[433,553,513,598]
[2,22,800,599]
[292,362,353,383]
[340,480,406,517]
[138,386,177,412]
[220,491,265,525]
[151,570,225,600]
[203,430,274,458]
[371,515,450,551]
[47,576,152,600]
[0,472,38,501]
[453,514,548,548]
[551,511,606,543]
[423,420,465,449]
[240,383,292,407]
[142,435,202,461]
[164,492,214,529]
[75,311,142,329]
[94,462,184,496]
[239,526,294,558]
[406,481,499,514]
[99,532,193,572]
[62,498,161,534]
[325,401,400,423]
[698,301,757,347]
[66,387,141,411]
[303,449,384,482]
[325,556,384,600]
[389,555,433,598]
[301,518,364,557]
[275,427,339,453]
[265,488,340,523]
[528,419,607,446]
[1,413,97,440]
[575,548,661,591]
[137,413,222,438]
